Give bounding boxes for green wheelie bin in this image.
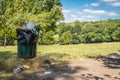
[16,22,40,59]
[17,42,37,59]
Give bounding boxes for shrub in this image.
[42,31,56,45]
[59,30,72,45]
[71,34,80,44]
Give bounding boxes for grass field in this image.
[0,42,120,68]
[0,42,120,59]
[0,42,120,66]
[0,42,120,79]
[37,42,120,58]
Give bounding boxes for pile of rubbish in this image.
[13,65,30,74]
[16,22,40,44]
[39,60,55,74]
[13,60,55,74]
[13,60,76,80]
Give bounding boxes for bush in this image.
[42,31,56,45]
[72,39,80,44]
[71,34,80,44]
[59,30,72,45]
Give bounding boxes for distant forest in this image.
[57,19,120,45]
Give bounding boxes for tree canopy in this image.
[0,0,64,45]
[58,19,120,44]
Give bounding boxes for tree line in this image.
[0,0,120,46]
[57,19,120,45]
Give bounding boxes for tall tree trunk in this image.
[4,31,7,47]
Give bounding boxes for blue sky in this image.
[60,0,120,22]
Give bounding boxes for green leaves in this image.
[57,19,120,45]
[59,30,72,45]
[0,0,63,45]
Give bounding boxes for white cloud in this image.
[82,9,119,16]
[62,9,71,13]
[108,12,119,16]
[73,17,83,21]
[71,14,77,18]
[64,17,83,23]
[86,15,98,18]
[101,0,120,7]
[80,15,98,19]
[91,3,99,6]
[110,2,120,6]
[101,0,118,2]
[83,9,107,15]
[78,12,83,15]
[62,9,119,23]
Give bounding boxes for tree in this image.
[73,20,82,34]
[112,23,120,41]
[42,30,55,45]
[0,0,64,45]
[59,30,72,45]
[0,0,15,46]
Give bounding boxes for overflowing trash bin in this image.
[16,22,40,59]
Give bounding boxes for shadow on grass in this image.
[0,51,16,59]
[0,52,87,80]
[0,51,20,72]
[86,52,120,69]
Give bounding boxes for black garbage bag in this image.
[16,28,39,44]
[16,29,33,44]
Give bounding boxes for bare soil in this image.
[6,53,120,80]
[59,58,120,80]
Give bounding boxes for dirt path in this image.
[8,53,120,80]
[54,58,120,80]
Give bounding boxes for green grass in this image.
[0,42,120,79]
[0,42,120,59]
[37,42,120,59]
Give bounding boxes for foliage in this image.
[71,34,80,44]
[0,0,63,45]
[59,30,72,45]
[57,19,120,45]
[0,0,120,45]
[42,30,56,45]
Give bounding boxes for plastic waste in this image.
[16,29,31,44]
[31,28,38,37]
[16,22,40,44]
[40,68,51,74]
[45,63,50,68]
[34,22,40,30]
[67,67,75,73]
[22,24,27,29]
[13,67,21,74]
[13,65,30,74]
[41,68,47,72]
[26,22,34,30]
[44,71,51,74]
[51,61,55,65]
[69,67,75,71]
[23,65,30,69]
[34,22,39,27]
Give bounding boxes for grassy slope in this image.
[0,42,120,78]
[0,42,120,59]
[37,42,120,59]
